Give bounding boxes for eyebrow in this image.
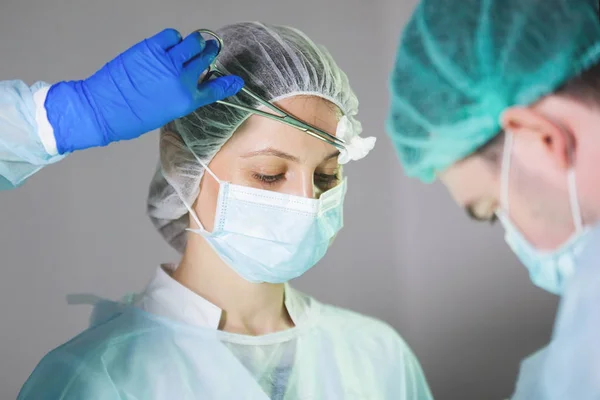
[241,147,340,163]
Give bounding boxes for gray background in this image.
[0,0,559,399]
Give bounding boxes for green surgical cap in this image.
[387,0,600,183]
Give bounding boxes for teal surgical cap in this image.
[387,0,600,183]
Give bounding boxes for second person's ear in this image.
[500,106,573,170]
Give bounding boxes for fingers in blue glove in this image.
[196,75,244,104]
[150,28,183,51]
[49,27,244,155]
[167,31,208,67]
[182,40,220,79]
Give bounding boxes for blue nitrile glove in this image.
[45,29,243,154]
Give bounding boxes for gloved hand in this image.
[45,28,243,154]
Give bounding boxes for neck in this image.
[173,233,294,335]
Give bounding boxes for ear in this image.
[500,106,573,169]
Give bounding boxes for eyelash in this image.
[476,214,498,224]
[466,207,498,224]
[253,173,285,185]
[252,173,339,187]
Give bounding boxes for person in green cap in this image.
[388,0,600,398]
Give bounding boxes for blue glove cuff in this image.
[45,81,105,154]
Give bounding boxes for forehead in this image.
[439,155,499,206]
[224,96,341,159]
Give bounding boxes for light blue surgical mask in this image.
[496,132,591,295]
[181,159,346,284]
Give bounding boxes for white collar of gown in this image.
[137,264,312,330]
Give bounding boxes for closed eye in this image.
[253,173,285,185]
[252,171,341,191]
[465,204,498,224]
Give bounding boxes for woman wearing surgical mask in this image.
[18,22,432,400]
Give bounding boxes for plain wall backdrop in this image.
[0,0,559,398]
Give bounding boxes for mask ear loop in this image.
[502,130,583,233]
[500,131,514,213]
[181,149,223,233]
[567,157,583,233]
[181,195,204,232]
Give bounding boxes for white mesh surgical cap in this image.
[147,21,361,253]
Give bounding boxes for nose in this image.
[287,170,316,199]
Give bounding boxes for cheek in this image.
[573,139,600,222]
[194,173,220,232]
[508,171,576,248]
[440,159,498,207]
[507,203,574,249]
